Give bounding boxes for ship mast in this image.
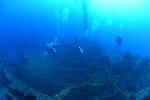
[82,0,88,34]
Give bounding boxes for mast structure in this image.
[82,0,88,34]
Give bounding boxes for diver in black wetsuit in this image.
[116,35,123,47]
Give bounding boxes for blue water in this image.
[0,0,57,62]
[0,0,150,63]
[1,0,150,99]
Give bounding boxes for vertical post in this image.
[82,0,88,34]
[56,6,61,36]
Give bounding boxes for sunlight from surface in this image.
[88,0,149,20]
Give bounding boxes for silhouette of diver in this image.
[45,37,61,56]
[116,36,123,47]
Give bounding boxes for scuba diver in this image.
[45,37,62,56]
[73,35,85,55]
[116,35,123,47]
[78,46,84,54]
